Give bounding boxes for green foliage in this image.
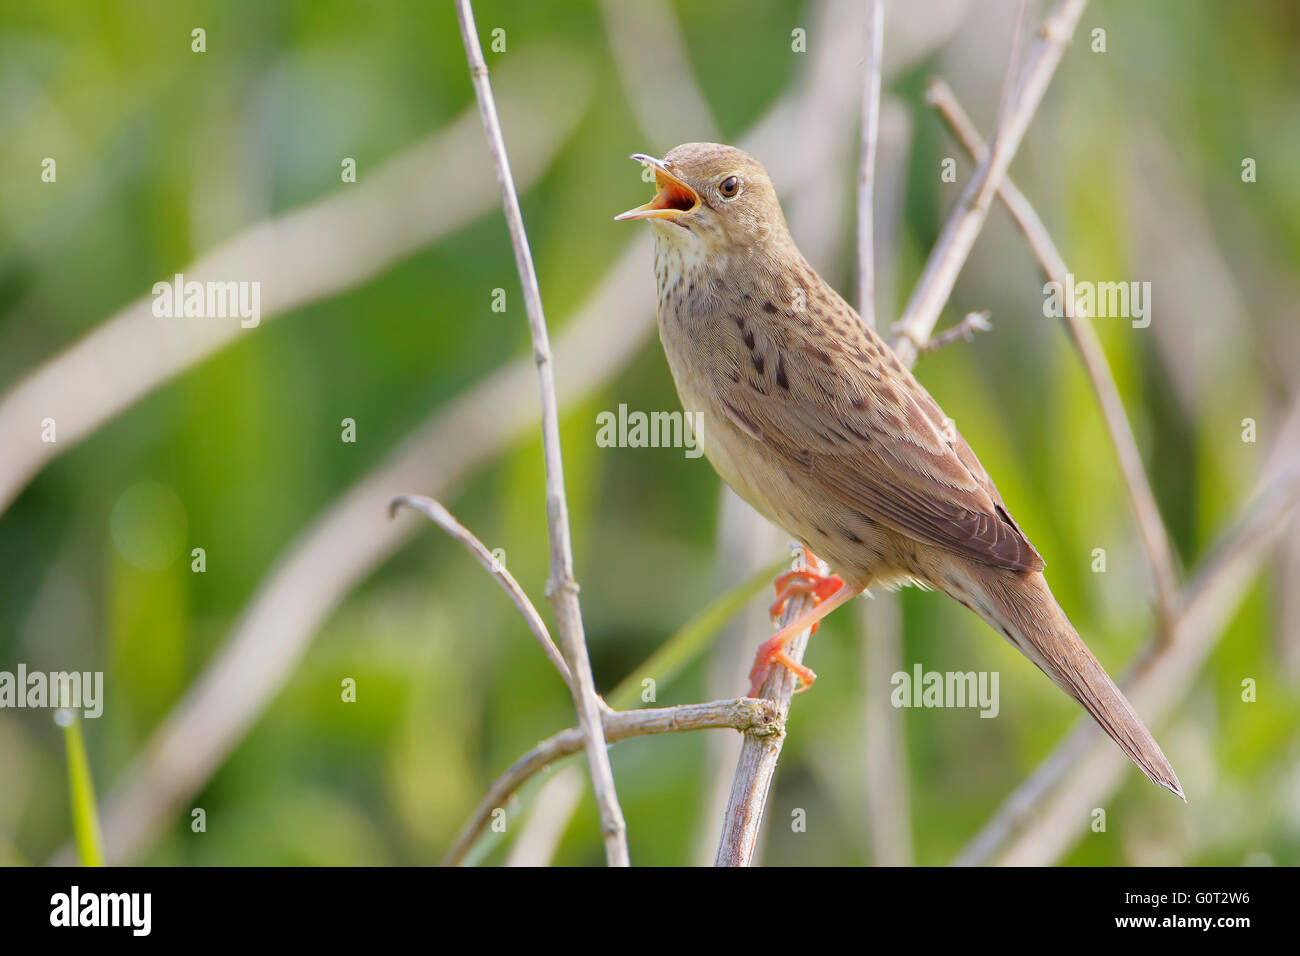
[62,715,104,867]
[1,0,1296,866]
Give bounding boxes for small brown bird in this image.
[617,143,1183,799]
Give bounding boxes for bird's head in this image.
[615,143,789,252]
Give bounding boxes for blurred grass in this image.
[61,713,104,867]
[608,558,783,709]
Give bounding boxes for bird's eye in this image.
[719,175,742,198]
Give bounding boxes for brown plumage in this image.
[617,142,1183,799]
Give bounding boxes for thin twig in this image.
[925,77,1182,630]
[860,593,914,865]
[890,0,1088,368]
[695,491,788,863]
[855,0,884,328]
[444,697,781,866]
[984,0,1030,176]
[389,494,573,690]
[455,0,628,866]
[854,0,913,865]
[452,546,782,865]
[714,546,826,867]
[915,309,992,352]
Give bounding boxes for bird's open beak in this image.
[614,154,700,221]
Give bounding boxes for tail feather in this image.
[941,562,1184,800]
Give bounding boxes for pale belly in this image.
[666,343,912,592]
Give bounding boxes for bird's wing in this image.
[715,334,1044,572]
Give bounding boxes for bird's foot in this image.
[769,569,845,630]
[748,569,855,697]
[749,643,817,697]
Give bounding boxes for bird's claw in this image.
[748,644,817,697]
[748,563,843,695]
[770,569,845,626]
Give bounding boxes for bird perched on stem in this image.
[616,142,1183,799]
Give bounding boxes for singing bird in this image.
[616,142,1183,799]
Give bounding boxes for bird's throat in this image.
[651,230,720,322]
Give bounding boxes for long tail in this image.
[936,560,1184,800]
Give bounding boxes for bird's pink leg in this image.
[749,579,859,696]
[769,569,845,622]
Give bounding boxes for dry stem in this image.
[389,494,573,690]
[444,697,780,866]
[855,0,884,328]
[455,0,628,865]
[916,310,993,352]
[925,76,1181,629]
[890,0,1088,367]
[714,547,825,866]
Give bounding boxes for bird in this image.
[615,142,1183,799]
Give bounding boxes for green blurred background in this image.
[1,0,1298,866]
